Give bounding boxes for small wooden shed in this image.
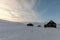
[27,23,34,26]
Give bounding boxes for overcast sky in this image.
[0,0,60,23]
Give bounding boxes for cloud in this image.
[0,0,21,22]
[16,0,38,22]
[0,0,39,22]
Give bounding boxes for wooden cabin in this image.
[44,20,56,28]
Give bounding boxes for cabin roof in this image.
[48,20,56,24]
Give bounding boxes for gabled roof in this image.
[48,20,56,24]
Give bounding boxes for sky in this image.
[0,0,60,23]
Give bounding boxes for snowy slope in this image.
[0,20,60,40]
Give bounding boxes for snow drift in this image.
[0,19,59,40]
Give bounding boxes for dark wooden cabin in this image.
[44,20,56,28]
[27,23,34,26]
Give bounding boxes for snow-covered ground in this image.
[0,20,60,40]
